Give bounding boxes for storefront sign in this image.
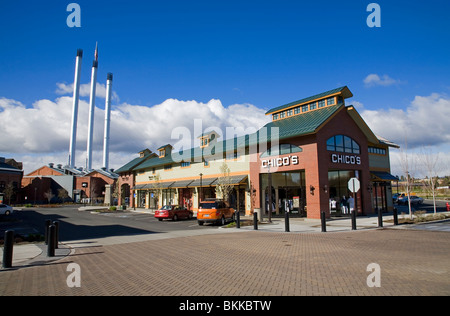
[331,154,361,165]
[262,155,299,168]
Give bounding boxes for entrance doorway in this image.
[180,188,193,210]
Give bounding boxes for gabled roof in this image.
[0,160,23,174]
[157,144,174,151]
[345,105,382,145]
[84,168,119,179]
[265,86,353,115]
[115,149,154,173]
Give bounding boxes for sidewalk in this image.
[0,243,72,268]
[232,214,393,233]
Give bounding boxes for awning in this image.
[171,180,194,188]
[229,175,248,184]
[160,181,175,188]
[371,171,399,182]
[139,181,175,189]
[132,184,147,190]
[214,175,248,185]
[189,177,218,187]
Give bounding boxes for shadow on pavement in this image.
[0,209,159,243]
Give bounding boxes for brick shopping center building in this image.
[116,86,398,219]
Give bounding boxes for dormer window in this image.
[156,144,173,158]
[200,137,209,148]
[198,130,220,148]
[139,148,152,158]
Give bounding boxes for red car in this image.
[154,205,193,221]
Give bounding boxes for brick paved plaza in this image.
[1,228,449,296]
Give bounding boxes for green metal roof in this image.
[265,86,352,115]
[115,150,154,173]
[130,105,343,172]
[262,104,343,140]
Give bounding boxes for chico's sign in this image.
[331,153,361,165]
[262,155,299,168]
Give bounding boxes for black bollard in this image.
[44,219,52,245]
[236,211,240,229]
[393,208,398,226]
[321,211,326,232]
[378,208,383,228]
[53,221,59,249]
[47,224,56,257]
[2,230,14,269]
[253,211,258,230]
[285,211,290,232]
[351,210,357,230]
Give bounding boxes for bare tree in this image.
[3,183,14,205]
[58,187,69,203]
[398,136,417,219]
[419,147,441,214]
[216,161,233,202]
[111,180,119,205]
[150,173,163,209]
[249,180,258,214]
[44,189,55,204]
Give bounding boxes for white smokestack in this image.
[103,73,113,170]
[68,49,83,168]
[86,43,98,171]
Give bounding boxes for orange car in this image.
[197,199,235,226]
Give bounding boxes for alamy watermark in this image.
[66,263,81,288]
[66,3,81,28]
[366,3,381,28]
[366,263,381,288]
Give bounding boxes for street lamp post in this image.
[268,165,272,223]
[199,173,203,202]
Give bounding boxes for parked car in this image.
[154,205,193,221]
[398,195,424,205]
[197,199,235,226]
[392,193,405,203]
[0,204,14,215]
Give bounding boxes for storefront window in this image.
[326,135,360,154]
[328,170,361,215]
[260,170,306,216]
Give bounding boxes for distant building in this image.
[22,163,118,204]
[0,157,23,204]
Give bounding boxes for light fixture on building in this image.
[310,185,315,195]
[323,185,328,194]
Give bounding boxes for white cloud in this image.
[0,95,270,174]
[55,82,119,101]
[361,93,450,149]
[363,74,401,87]
[361,93,450,176]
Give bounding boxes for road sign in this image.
[348,177,360,193]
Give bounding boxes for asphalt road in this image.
[0,205,218,242]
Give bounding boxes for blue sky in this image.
[1,0,450,175]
